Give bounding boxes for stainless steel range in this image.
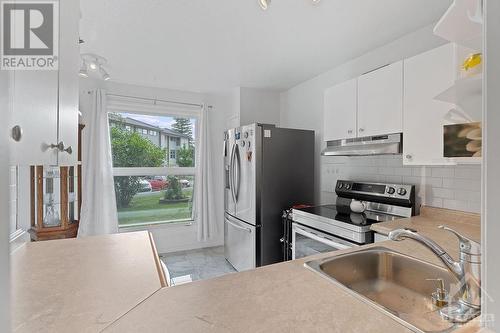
[290,180,416,260]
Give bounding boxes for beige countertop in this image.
[105,208,482,333]
[371,206,481,248]
[11,231,164,333]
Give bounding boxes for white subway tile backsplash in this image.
[320,155,481,214]
[429,197,444,208]
[432,188,455,200]
[454,167,481,180]
[454,190,481,203]
[425,177,443,188]
[443,178,481,191]
[467,201,481,214]
[431,167,455,178]
[443,199,469,211]
[386,175,403,184]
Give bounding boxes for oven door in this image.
[292,223,358,260]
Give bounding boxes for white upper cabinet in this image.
[56,0,80,166]
[403,44,456,165]
[357,61,403,137]
[8,0,79,166]
[324,79,357,141]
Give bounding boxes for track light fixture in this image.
[259,0,270,10]
[79,53,111,81]
[79,60,89,78]
[258,0,320,10]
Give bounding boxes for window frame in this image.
[107,101,200,229]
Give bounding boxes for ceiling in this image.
[80,0,452,93]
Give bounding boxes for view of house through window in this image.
[108,112,197,227]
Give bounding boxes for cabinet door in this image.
[358,61,403,137]
[403,44,455,165]
[323,78,357,141]
[57,0,80,166]
[9,70,59,165]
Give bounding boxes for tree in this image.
[110,127,166,208]
[176,146,195,167]
[163,176,184,200]
[171,117,193,146]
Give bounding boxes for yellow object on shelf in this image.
[462,53,482,71]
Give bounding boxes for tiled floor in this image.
[160,246,236,284]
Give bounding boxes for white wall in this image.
[9,167,17,236]
[79,79,227,253]
[239,88,280,127]
[280,24,481,213]
[0,66,11,332]
[225,87,281,129]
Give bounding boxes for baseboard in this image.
[158,239,223,255]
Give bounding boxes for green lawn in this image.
[117,189,193,226]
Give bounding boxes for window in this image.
[108,110,197,228]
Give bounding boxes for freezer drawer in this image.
[224,213,256,272]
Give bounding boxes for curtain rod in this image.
[105,93,212,109]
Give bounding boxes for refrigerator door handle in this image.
[226,216,252,233]
[234,144,241,201]
[229,143,237,204]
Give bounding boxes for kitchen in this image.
[1,0,500,332]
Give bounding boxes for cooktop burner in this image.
[295,204,400,227]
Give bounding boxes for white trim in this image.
[9,229,29,253]
[113,167,195,177]
[119,219,194,231]
[108,104,201,118]
[483,0,500,329]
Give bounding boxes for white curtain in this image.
[195,105,217,241]
[78,89,119,237]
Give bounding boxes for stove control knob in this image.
[244,132,249,139]
[337,183,343,189]
[387,187,396,195]
[397,188,407,196]
[240,141,245,147]
[344,184,351,190]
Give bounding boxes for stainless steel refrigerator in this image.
[224,123,314,271]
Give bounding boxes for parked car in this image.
[146,176,169,191]
[180,179,191,188]
[138,179,152,192]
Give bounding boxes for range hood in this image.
[321,133,402,156]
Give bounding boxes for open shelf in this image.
[433,0,483,51]
[434,74,482,108]
[447,157,482,165]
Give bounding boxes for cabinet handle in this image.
[11,125,23,142]
[359,128,365,132]
[347,130,353,134]
[406,154,413,159]
[49,141,65,151]
[49,141,72,154]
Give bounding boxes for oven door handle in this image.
[293,224,357,250]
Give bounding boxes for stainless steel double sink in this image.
[305,247,461,332]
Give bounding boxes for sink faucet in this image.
[388,226,481,323]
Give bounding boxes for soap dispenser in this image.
[427,278,449,308]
